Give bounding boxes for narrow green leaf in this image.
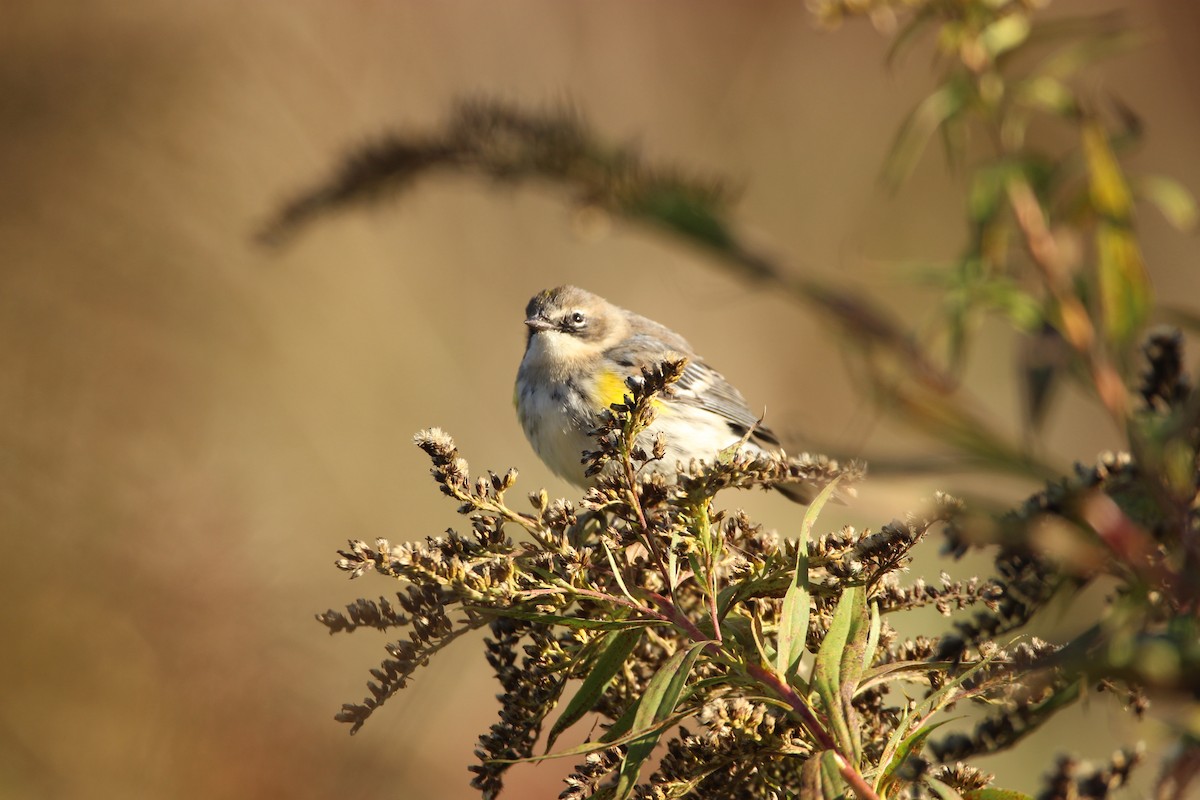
[885,80,968,188]
[776,476,842,680]
[546,628,642,751]
[613,641,710,799]
[492,706,695,765]
[885,5,936,67]
[856,660,959,695]
[879,718,955,793]
[812,584,866,763]
[602,538,637,604]
[864,601,881,674]
[800,750,847,800]
[836,588,870,762]
[914,655,998,720]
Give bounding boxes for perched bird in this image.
[515,285,817,502]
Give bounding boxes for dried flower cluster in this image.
[317,363,1159,799]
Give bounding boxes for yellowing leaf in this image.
[1096,223,1151,344]
[1082,121,1132,219]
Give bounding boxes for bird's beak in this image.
[524,316,554,332]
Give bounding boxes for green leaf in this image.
[856,660,960,695]
[546,628,642,751]
[874,655,999,784]
[864,601,881,673]
[776,476,841,680]
[602,538,637,604]
[812,584,867,763]
[1138,174,1198,231]
[800,750,847,800]
[885,79,968,188]
[879,718,955,793]
[613,640,710,799]
[491,706,695,765]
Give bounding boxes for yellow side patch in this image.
[595,369,668,412]
[595,369,629,409]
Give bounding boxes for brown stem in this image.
[1006,178,1129,423]
[622,448,675,594]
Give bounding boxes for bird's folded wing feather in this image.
[604,333,781,447]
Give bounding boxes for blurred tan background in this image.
[1,2,1197,798]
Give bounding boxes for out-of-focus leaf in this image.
[813,585,868,763]
[928,777,967,800]
[1138,175,1199,232]
[885,78,969,188]
[970,163,1017,224]
[546,628,642,751]
[613,640,709,799]
[982,279,1043,333]
[964,789,1036,800]
[776,476,842,680]
[1096,224,1151,344]
[1016,75,1077,117]
[1035,27,1143,81]
[886,5,936,67]
[980,13,1031,58]
[1083,120,1133,220]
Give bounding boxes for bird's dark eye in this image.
[570,311,586,326]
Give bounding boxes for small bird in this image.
[515,285,816,502]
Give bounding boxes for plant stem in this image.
[1006,177,1129,423]
[747,664,883,800]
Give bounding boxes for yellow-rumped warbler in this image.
[515,285,816,503]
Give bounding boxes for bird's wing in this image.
[604,333,780,448]
[676,360,781,447]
